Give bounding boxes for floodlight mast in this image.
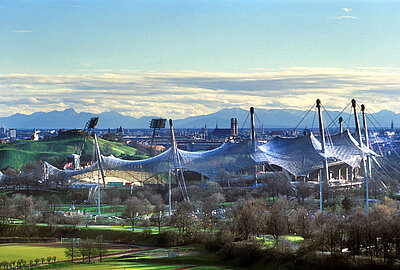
[85,117,106,216]
[316,99,329,212]
[150,118,166,145]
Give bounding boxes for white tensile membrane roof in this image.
[252,133,324,177]
[252,130,377,178]
[0,130,377,183]
[19,140,255,183]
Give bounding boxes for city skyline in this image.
[1,0,400,118]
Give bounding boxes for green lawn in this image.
[41,261,188,270]
[59,204,125,216]
[0,245,68,262]
[257,235,304,248]
[282,235,304,243]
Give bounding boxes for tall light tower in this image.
[150,118,167,145]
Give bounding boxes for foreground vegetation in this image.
[1,180,400,269]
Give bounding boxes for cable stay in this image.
[292,102,316,132]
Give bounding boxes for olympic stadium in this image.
[1,99,399,213]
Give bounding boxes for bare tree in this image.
[20,196,34,222]
[95,235,108,262]
[65,240,77,262]
[266,202,288,245]
[150,204,168,233]
[150,194,164,207]
[296,182,312,204]
[233,199,260,240]
[123,197,144,231]
[0,198,15,223]
[110,197,122,216]
[49,194,62,213]
[290,207,314,239]
[346,211,366,257]
[200,194,224,232]
[79,239,95,264]
[171,201,194,234]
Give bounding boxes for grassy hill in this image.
[0,133,148,170]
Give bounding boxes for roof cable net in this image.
[322,130,378,168]
[176,140,255,180]
[0,131,381,185]
[251,133,324,177]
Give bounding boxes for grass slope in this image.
[36,245,239,270]
[0,133,147,170]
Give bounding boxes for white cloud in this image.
[332,8,357,19]
[331,15,358,20]
[11,30,33,33]
[0,68,399,118]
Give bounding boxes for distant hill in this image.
[0,132,146,170]
[0,108,157,130]
[0,107,398,129]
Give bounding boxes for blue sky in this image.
[1,0,400,118]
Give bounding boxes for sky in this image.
[1,0,400,119]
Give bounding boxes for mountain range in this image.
[0,108,397,130]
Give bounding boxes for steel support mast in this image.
[352,99,370,216]
[316,99,329,212]
[250,107,257,185]
[168,119,175,217]
[361,104,371,216]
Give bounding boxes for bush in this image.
[158,231,184,247]
[138,228,152,239]
[141,219,150,228]
[205,230,234,251]
[218,240,263,265]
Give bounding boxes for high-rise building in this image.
[230,118,238,136]
[9,128,16,138]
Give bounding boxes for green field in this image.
[0,244,129,263]
[0,133,146,170]
[0,245,68,262]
